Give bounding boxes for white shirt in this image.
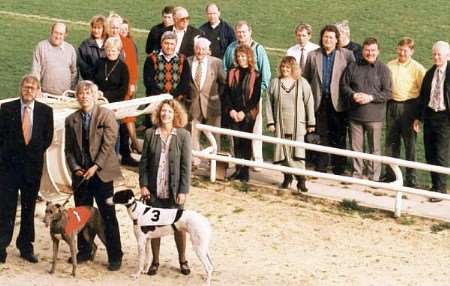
[158,51,176,62]
[173,27,186,54]
[286,42,320,64]
[191,56,208,89]
[429,64,447,111]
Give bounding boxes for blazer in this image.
[164,25,203,58]
[0,99,53,184]
[65,105,122,183]
[303,48,355,112]
[139,128,191,202]
[417,62,450,120]
[188,55,226,120]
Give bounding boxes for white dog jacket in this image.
[137,207,183,226]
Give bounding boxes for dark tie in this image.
[299,48,306,71]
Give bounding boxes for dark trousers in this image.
[424,109,450,193]
[383,100,418,185]
[0,174,40,254]
[119,123,131,158]
[311,97,348,174]
[231,118,255,177]
[73,175,123,262]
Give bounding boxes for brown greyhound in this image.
[43,201,106,276]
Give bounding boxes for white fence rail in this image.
[192,124,450,218]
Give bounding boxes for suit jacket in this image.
[0,99,53,184]
[303,48,355,112]
[165,25,203,58]
[65,105,122,184]
[417,62,450,120]
[188,55,226,120]
[139,128,191,202]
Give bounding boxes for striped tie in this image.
[22,105,31,145]
[195,61,203,88]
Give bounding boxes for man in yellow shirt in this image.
[381,37,426,187]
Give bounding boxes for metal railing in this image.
[192,124,450,218]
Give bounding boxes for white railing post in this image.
[390,164,404,218]
[202,130,218,183]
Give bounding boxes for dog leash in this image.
[61,177,86,207]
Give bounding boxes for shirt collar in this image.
[155,127,177,135]
[159,51,177,62]
[173,26,187,33]
[210,20,221,29]
[321,48,336,56]
[20,98,35,111]
[437,63,447,73]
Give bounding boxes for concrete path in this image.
[195,164,450,223]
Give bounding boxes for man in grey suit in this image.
[303,24,355,174]
[188,37,226,166]
[65,80,123,271]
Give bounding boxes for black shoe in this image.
[429,197,443,203]
[121,156,139,167]
[229,170,241,181]
[296,176,308,192]
[280,174,293,189]
[147,262,159,275]
[20,252,38,263]
[108,260,122,271]
[380,175,395,183]
[180,260,191,275]
[404,181,416,188]
[0,249,6,263]
[67,252,92,264]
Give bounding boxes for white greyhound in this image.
[107,189,213,285]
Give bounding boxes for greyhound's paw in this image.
[131,273,140,280]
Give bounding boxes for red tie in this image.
[22,105,31,145]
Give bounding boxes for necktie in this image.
[22,105,31,145]
[195,61,203,88]
[430,69,442,111]
[299,48,305,71]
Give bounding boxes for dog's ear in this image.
[55,203,62,209]
[112,189,135,204]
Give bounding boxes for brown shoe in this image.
[147,262,159,276]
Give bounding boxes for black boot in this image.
[229,166,241,180]
[239,166,250,182]
[296,176,308,192]
[280,174,293,189]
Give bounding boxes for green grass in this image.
[1,0,449,187]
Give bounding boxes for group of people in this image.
[0,1,449,277]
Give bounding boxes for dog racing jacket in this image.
[137,207,183,227]
[65,207,92,236]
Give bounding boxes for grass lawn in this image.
[0,0,449,187]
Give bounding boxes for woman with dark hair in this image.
[78,15,106,80]
[266,56,315,192]
[223,44,261,182]
[139,99,192,276]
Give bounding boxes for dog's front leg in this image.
[131,232,146,279]
[69,236,77,277]
[49,238,59,274]
[143,237,152,273]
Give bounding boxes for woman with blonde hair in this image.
[266,56,315,192]
[139,99,192,276]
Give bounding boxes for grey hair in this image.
[194,37,211,49]
[161,31,177,43]
[75,80,99,97]
[432,41,450,55]
[335,20,350,36]
[104,36,122,50]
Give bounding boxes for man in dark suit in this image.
[165,6,203,58]
[414,41,450,202]
[303,24,355,174]
[65,80,123,270]
[145,5,174,54]
[188,37,226,166]
[0,74,54,263]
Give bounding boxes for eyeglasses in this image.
[178,16,190,21]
